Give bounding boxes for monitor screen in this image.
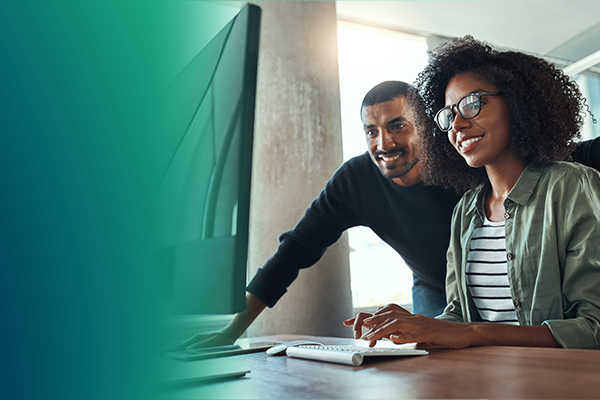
[154,4,261,315]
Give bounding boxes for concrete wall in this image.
[247,1,353,338]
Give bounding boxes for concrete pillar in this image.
[247,1,353,338]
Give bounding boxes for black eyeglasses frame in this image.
[434,91,503,133]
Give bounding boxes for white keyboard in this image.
[286,344,428,366]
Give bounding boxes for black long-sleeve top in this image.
[247,138,600,308]
[247,152,461,307]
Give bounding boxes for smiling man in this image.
[362,93,422,186]
[164,81,463,351]
[242,81,461,320]
[167,81,600,350]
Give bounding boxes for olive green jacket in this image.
[438,162,600,349]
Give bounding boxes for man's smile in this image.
[376,149,406,165]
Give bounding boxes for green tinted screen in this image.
[154,4,261,315]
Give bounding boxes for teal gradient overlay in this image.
[4,1,157,399]
[2,1,240,399]
[4,1,246,398]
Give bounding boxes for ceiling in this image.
[336,0,600,72]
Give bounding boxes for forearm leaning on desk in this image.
[164,294,267,352]
[222,293,267,340]
[188,294,266,350]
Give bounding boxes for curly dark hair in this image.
[414,35,589,193]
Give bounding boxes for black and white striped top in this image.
[466,216,519,325]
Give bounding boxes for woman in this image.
[345,36,600,349]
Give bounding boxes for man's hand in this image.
[159,329,238,354]
[159,293,267,354]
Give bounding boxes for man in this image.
[167,81,599,350]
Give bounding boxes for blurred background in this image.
[163,0,600,338]
[337,0,600,310]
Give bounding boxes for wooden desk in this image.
[158,334,600,399]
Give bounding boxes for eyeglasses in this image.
[434,92,502,132]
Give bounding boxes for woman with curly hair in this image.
[354,36,600,349]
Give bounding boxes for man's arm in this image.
[164,155,373,351]
[246,159,365,307]
[161,294,267,352]
[573,137,600,171]
[217,293,267,344]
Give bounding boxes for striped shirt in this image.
[466,215,519,325]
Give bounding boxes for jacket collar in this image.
[464,164,545,217]
[506,164,544,206]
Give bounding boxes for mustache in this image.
[375,149,407,158]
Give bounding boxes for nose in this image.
[377,131,396,152]
[450,109,471,134]
[448,109,471,147]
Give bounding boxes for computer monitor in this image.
[154,4,261,315]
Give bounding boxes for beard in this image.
[375,147,420,180]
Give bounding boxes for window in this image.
[336,21,429,310]
[574,73,600,140]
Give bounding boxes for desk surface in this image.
[157,334,600,399]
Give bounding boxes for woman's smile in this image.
[457,135,484,153]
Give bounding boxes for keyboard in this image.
[286,344,428,366]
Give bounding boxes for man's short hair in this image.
[360,80,432,146]
[361,81,414,112]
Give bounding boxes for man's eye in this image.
[392,124,405,130]
[366,129,377,136]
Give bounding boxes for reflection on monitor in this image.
[154,4,261,315]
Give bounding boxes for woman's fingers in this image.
[362,318,405,341]
[343,312,375,339]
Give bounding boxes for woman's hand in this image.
[360,307,475,349]
[343,303,406,346]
